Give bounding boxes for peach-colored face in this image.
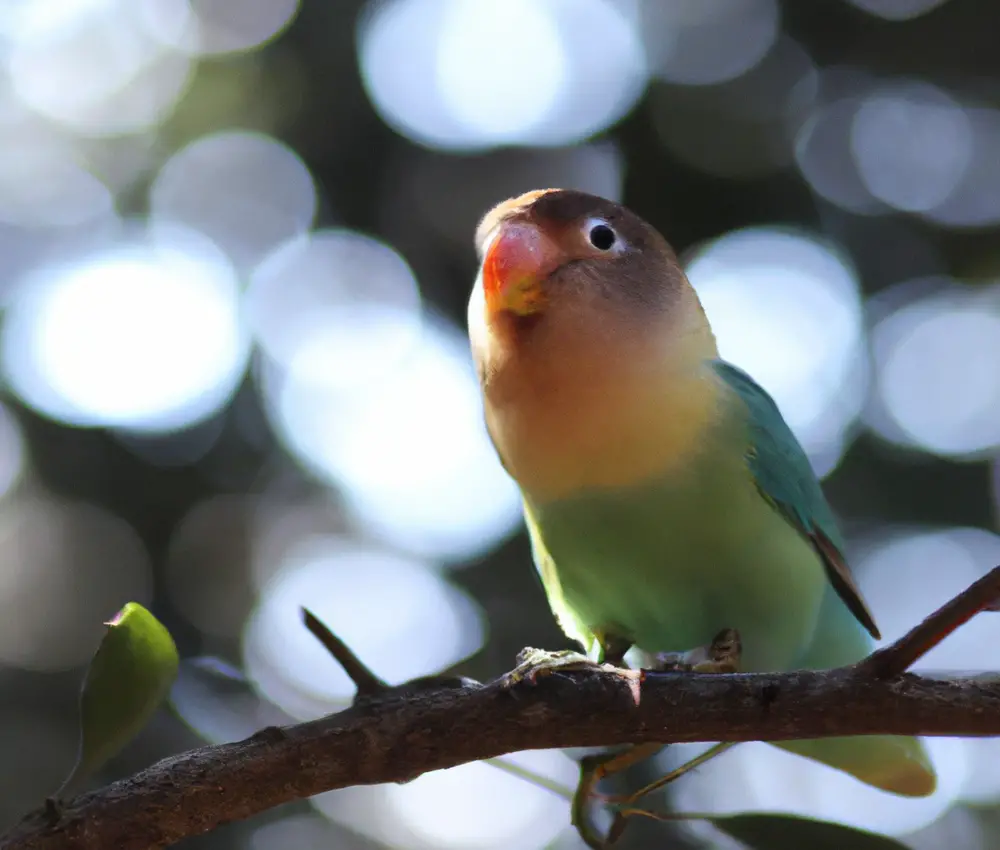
[478,189,630,319]
[469,190,722,502]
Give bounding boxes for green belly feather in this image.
[520,400,935,797]
[524,434,833,673]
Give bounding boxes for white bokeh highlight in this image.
[312,749,576,850]
[868,284,1000,457]
[925,107,1000,228]
[435,0,565,139]
[686,226,867,473]
[135,0,301,56]
[149,131,317,273]
[851,81,972,214]
[795,90,886,215]
[0,0,116,43]
[7,0,192,136]
[520,0,648,146]
[243,539,485,719]
[2,225,250,431]
[797,74,1000,228]
[0,128,115,228]
[247,229,422,393]
[358,0,647,150]
[858,526,1000,672]
[264,308,523,562]
[170,656,293,747]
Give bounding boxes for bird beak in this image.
[481,220,561,316]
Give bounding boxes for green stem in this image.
[483,757,576,801]
[610,741,737,805]
[616,807,722,823]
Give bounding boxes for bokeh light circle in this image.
[263,311,523,562]
[311,750,577,850]
[135,0,301,56]
[8,2,193,136]
[243,539,485,719]
[246,228,422,392]
[3,224,250,432]
[149,130,317,273]
[358,0,647,150]
[868,284,1000,457]
[850,81,973,214]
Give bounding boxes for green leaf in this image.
[56,602,179,799]
[711,813,911,850]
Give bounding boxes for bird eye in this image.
[587,222,617,251]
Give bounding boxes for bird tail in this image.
[778,735,936,797]
[776,587,937,797]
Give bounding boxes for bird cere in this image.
[468,188,936,798]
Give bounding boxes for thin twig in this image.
[858,565,1000,679]
[301,607,389,697]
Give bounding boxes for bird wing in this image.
[711,359,880,640]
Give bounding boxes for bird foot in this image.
[503,647,598,685]
[568,630,742,849]
[650,627,742,674]
[501,647,644,705]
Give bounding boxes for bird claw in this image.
[503,647,596,686]
[502,648,644,705]
[650,627,742,674]
[567,629,742,848]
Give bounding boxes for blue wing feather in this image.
[711,360,880,639]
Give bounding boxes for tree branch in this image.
[4,568,1000,850]
[301,607,389,697]
[860,565,1000,678]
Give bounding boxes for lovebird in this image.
[467,188,936,797]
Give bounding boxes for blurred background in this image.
[1,0,999,847]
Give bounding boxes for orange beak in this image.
[481,221,561,316]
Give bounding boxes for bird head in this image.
[467,189,719,500]
[473,188,684,324]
